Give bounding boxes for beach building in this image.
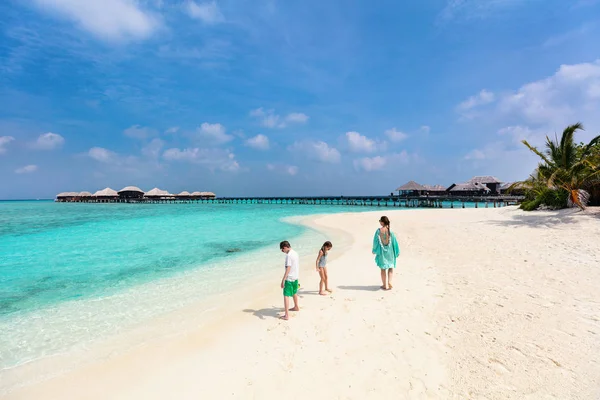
[396,181,427,197]
[423,184,446,195]
[55,192,79,202]
[177,191,191,199]
[467,176,502,194]
[446,182,491,196]
[145,188,170,199]
[92,188,118,202]
[118,186,145,200]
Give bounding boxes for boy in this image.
[280,240,300,320]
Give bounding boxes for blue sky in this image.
[1,0,600,199]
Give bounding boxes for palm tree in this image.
[520,123,600,209]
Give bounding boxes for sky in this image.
[1,0,600,199]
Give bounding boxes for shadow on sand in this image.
[243,307,282,320]
[337,285,382,292]
[485,210,581,228]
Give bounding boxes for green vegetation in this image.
[515,123,600,211]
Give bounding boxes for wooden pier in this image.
[64,195,524,208]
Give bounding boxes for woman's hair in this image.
[379,216,390,233]
[320,241,333,254]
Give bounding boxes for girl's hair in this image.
[320,241,333,254]
[379,216,390,233]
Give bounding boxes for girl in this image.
[372,216,399,290]
[315,241,333,295]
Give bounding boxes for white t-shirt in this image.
[284,249,300,282]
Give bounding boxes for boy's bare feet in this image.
[289,306,300,311]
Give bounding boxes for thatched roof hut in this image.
[145,188,169,197]
[77,191,93,197]
[396,181,427,192]
[56,192,79,199]
[468,176,502,184]
[200,191,216,198]
[423,184,446,192]
[93,188,118,197]
[177,191,191,197]
[448,182,490,193]
[118,186,145,199]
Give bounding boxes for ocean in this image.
[0,201,366,372]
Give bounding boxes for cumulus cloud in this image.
[15,165,38,174]
[32,0,160,42]
[88,147,117,163]
[346,131,379,153]
[32,132,65,150]
[193,122,233,145]
[165,126,179,134]
[163,147,240,172]
[0,136,15,154]
[267,163,298,176]
[353,156,386,172]
[141,138,165,158]
[245,134,270,150]
[457,89,496,113]
[354,152,413,172]
[249,108,309,128]
[384,128,408,143]
[288,140,341,164]
[185,1,224,24]
[124,125,157,139]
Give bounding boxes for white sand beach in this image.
[3,207,600,399]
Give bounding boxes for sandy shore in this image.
[3,207,600,399]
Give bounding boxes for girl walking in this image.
[372,216,399,290]
[315,241,333,295]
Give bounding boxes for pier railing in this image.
[57,195,524,208]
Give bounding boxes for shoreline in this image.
[0,212,355,396]
[3,207,600,399]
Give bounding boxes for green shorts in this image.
[283,280,299,297]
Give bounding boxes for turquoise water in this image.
[0,201,369,371]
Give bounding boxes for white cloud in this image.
[249,108,309,128]
[384,128,408,143]
[141,138,165,158]
[32,132,65,150]
[266,163,298,176]
[15,164,38,174]
[285,113,309,124]
[353,151,413,172]
[163,147,240,172]
[420,125,431,134]
[196,122,233,144]
[0,136,15,154]
[346,131,378,153]
[457,89,495,112]
[165,126,179,134]
[464,149,486,160]
[185,1,224,24]
[245,134,270,150]
[32,0,160,42]
[439,0,530,21]
[124,125,157,139]
[289,140,341,164]
[353,156,386,172]
[88,147,117,163]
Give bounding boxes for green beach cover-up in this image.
[372,228,400,269]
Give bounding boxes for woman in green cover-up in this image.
[372,216,400,290]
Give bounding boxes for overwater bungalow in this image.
[118,186,145,200]
[500,182,526,195]
[447,182,490,196]
[396,181,427,197]
[467,176,502,194]
[145,188,169,199]
[201,191,216,199]
[92,188,118,202]
[177,191,191,199]
[55,192,79,202]
[423,185,446,195]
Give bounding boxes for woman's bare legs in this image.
[387,268,394,289]
[380,269,387,290]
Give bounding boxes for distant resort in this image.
[55,176,524,207]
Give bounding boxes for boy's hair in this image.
[279,240,291,250]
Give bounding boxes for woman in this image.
[372,216,400,290]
